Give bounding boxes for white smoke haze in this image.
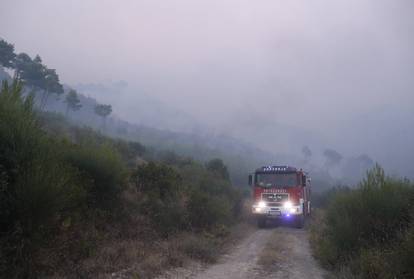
[1,0,413,177]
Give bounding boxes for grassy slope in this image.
[0,80,246,278]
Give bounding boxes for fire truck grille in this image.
[262,193,289,203]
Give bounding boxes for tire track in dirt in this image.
[158,226,326,279]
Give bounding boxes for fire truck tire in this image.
[257,217,267,228]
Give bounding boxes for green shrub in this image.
[324,166,412,259]
[313,165,414,278]
[187,190,232,228]
[131,160,242,233]
[155,150,193,167]
[395,226,414,278]
[133,162,181,198]
[64,141,127,210]
[0,80,86,277]
[132,162,187,234]
[357,247,394,279]
[113,140,146,167]
[205,158,230,180]
[179,161,241,229]
[0,78,244,277]
[37,111,71,138]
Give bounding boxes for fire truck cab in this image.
[249,166,311,228]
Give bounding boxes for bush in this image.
[180,162,242,229]
[112,140,146,168]
[131,160,242,233]
[132,162,187,234]
[187,190,232,228]
[0,80,86,277]
[312,164,414,278]
[0,78,244,277]
[206,158,230,180]
[64,141,127,210]
[324,166,411,259]
[396,227,414,278]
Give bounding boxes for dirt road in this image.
[255,227,327,279]
[159,226,326,279]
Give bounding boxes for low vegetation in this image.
[310,165,414,279]
[0,79,244,278]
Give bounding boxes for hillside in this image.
[0,65,280,187]
[0,78,246,277]
[0,37,381,190]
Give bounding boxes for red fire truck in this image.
[249,166,311,228]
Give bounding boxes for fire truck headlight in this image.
[283,201,293,209]
[258,201,266,208]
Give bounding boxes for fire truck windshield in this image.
[255,173,298,188]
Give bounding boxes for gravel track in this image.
[158,225,326,279]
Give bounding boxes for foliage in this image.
[181,162,242,228]
[0,76,244,276]
[64,140,127,210]
[132,162,187,234]
[154,150,193,167]
[311,164,414,278]
[0,79,128,276]
[112,140,146,167]
[94,104,112,131]
[187,190,232,228]
[43,68,64,94]
[15,53,45,89]
[65,89,82,115]
[131,159,242,234]
[0,39,16,68]
[1,38,63,109]
[94,104,112,118]
[0,80,85,277]
[206,158,230,180]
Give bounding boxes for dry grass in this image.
[67,223,253,279]
[37,196,255,279]
[308,209,327,259]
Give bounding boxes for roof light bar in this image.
[262,166,291,171]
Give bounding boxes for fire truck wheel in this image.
[257,217,267,228]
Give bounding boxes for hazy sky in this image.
[1,0,414,173]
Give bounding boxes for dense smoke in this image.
[1,0,413,179]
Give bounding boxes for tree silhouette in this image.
[14,53,42,87]
[323,148,343,169]
[206,158,230,180]
[0,39,16,68]
[64,89,82,117]
[40,68,64,109]
[94,104,112,132]
[14,53,63,109]
[342,154,375,183]
[302,145,312,163]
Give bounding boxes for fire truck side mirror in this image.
[302,175,306,187]
[248,174,253,186]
